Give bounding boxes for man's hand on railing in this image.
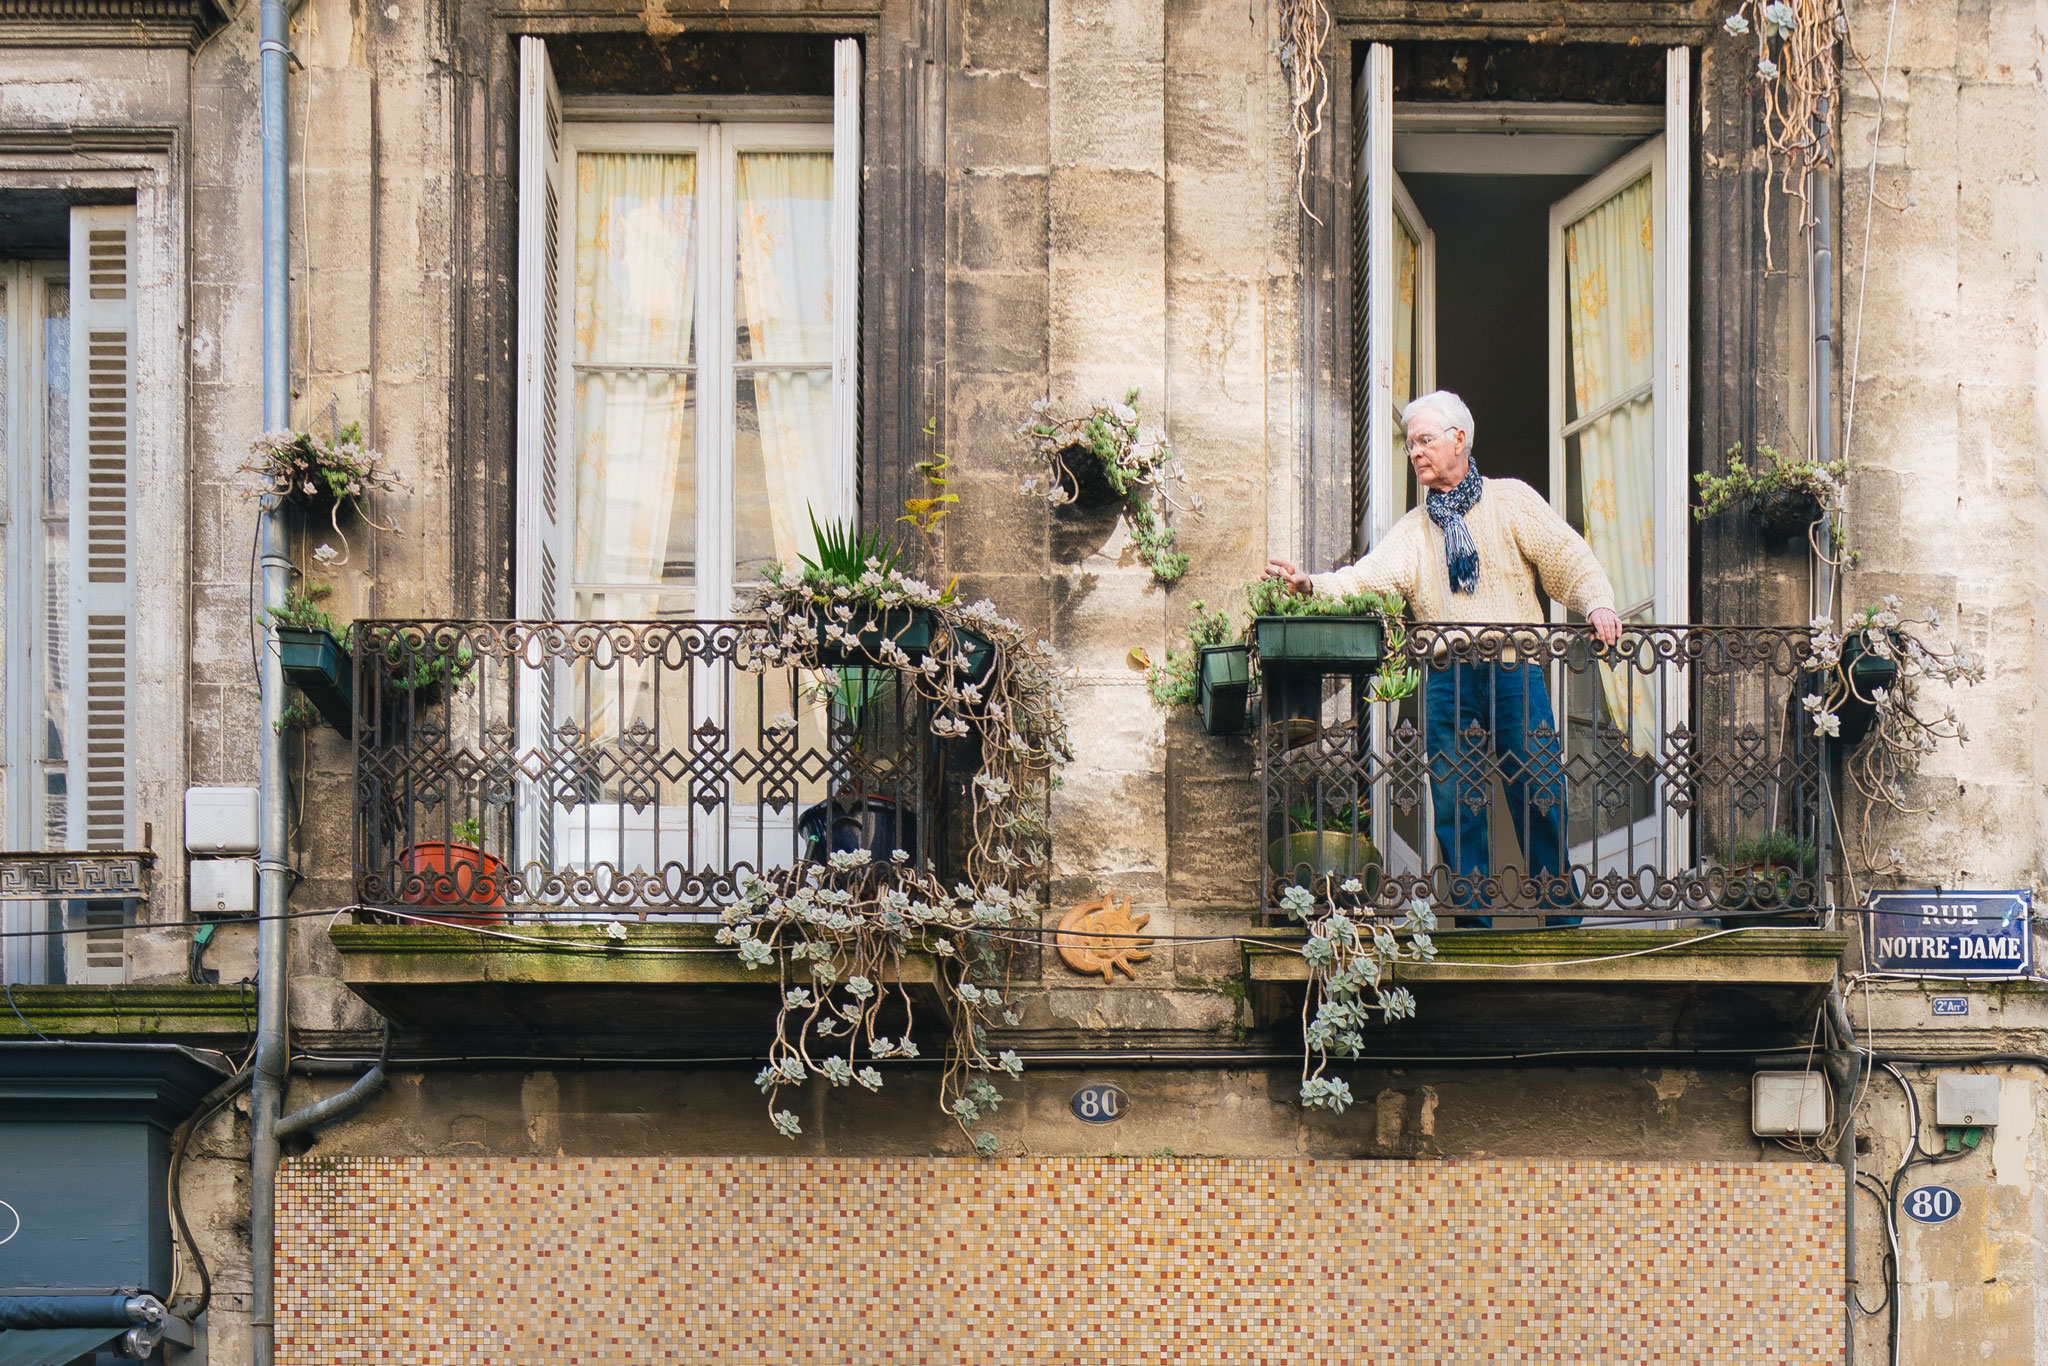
[1264,558,1312,596]
[1588,607,1622,647]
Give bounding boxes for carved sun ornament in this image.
[1056,893,1154,983]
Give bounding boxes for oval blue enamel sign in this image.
[1070,1082,1128,1123]
[1903,1185,1961,1224]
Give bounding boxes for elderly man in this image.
[1266,390,1621,927]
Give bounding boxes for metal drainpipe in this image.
[250,0,294,1356]
[1826,985,1862,1366]
[1808,114,1839,930]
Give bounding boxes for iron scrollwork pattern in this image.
[1258,623,1828,923]
[353,620,948,917]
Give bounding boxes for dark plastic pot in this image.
[1749,487,1824,542]
[400,842,510,924]
[1809,629,1901,748]
[1196,644,1252,735]
[945,626,997,686]
[1053,445,1129,511]
[811,606,935,667]
[276,625,353,735]
[1252,615,1386,678]
[798,794,919,866]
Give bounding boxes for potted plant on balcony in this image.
[1693,441,1852,552]
[796,513,938,665]
[379,627,478,710]
[401,817,509,925]
[1244,574,1409,677]
[1719,830,1818,913]
[1147,600,1252,735]
[265,583,355,735]
[242,421,406,564]
[1268,799,1382,904]
[1019,390,1193,583]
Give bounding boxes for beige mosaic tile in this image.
[277,1157,1841,1362]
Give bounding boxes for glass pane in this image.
[571,371,696,606]
[1565,390,1656,615]
[733,151,833,363]
[0,277,8,789]
[733,368,832,587]
[573,152,697,367]
[1563,171,1653,422]
[1392,213,1419,408]
[39,278,69,851]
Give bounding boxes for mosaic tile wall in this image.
[277,1157,1840,1363]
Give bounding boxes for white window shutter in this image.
[66,205,135,853]
[516,34,566,620]
[515,35,565,881]
[830,37,861,523]
[66,204,137,984]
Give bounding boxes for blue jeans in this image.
[1423,660,1579,927]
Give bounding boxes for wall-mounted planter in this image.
[276,626,353,735]
[1748,487,1824,543]
[1197,643,1252,735]
[1252,616,1386,678]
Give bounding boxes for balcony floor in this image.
[1245,926,1849,1054]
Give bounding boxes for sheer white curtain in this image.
[734,151,834,580]
[1564,172,1657,757]
[571,151,698,621]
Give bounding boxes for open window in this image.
[1352,44,1690,897]
[512,36,864,899]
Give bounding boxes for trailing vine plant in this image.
[242,420,405,564]
[1722,0,1862,263]
[1279,880,1436,1112]
[1805,598,1982,865]
[1276,0,1333,218]
[1020,390,1194,584]
[1694,441,1857,563]
[728,503,1072,1152]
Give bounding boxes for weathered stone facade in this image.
[0,1,2044,1363]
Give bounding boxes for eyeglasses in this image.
[1406,430,1453,453]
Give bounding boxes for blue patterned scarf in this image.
[1425,456,1484,595]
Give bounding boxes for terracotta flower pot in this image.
[401,842,510,924]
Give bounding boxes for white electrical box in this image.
[189,857,258,916]
[185,787,260,854]
[1752,1071,1831,1138]
[1936,1073,2000,1127]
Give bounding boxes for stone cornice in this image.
[0,0,230,49]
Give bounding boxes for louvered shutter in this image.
[515,36,566,878]
[1348,54,1374,555]
[67,205,137,983]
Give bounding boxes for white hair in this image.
[1403,390,1475,452]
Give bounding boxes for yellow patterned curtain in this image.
[734,152,835,583]
[1564,172,1656,757]
[570,151,698,620]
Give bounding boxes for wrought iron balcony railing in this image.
[352,620,956,917]
[1258,623,1830,925]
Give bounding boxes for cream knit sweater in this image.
[1310,477,1616,624]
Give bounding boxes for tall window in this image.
[516,36,861,623]
[0,205,138,983]
[510,38,861,889]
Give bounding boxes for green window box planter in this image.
[944,626,996,686]
[276,626,353,735]
[1196,643,1252,735]
[1251,615,1386,677]
[811,606,935,668]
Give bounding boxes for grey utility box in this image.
[1935,1073,2001,1127]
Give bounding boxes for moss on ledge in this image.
[0,983,257,1041]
